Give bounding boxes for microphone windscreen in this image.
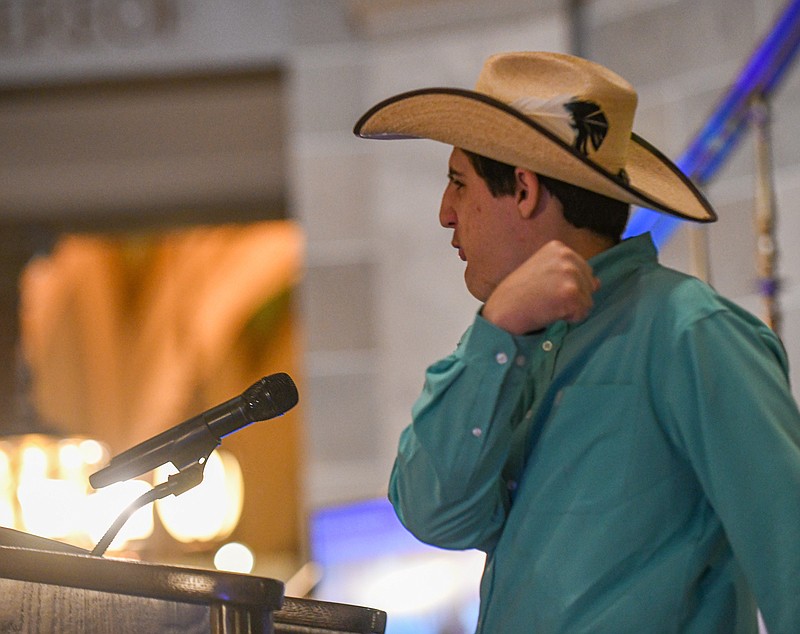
[244,372,299,422]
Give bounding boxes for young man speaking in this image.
[354,51,800,633]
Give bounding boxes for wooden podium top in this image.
[0,544,285,611]
[0,527,283,610]
[0,528,387,633]
[0,527,283,632]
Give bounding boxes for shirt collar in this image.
[588,232,658,307]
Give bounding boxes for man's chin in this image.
[464,273,490,303]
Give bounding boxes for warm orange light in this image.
[0,434,120,547]
[85,478,155,549]
[0,435,247,552]
[154,448,244,543]
[214,541,255,573]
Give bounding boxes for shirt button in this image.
[471,427,483,438]
[542,340,553,352]
[524,409,533,420]
[495,352,509,365]
[515,355,526,366]
[507,479,518,491]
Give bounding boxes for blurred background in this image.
[2,0,800,632]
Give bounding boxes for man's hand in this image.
[482,240,600,335]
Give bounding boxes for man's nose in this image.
[439,188,456,228]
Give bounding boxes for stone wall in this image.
[288,0,800,509]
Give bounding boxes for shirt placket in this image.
[503,322,568,500]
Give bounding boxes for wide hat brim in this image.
[354,87,716,223]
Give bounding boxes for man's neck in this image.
[565,229,616,262]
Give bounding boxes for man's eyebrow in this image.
[447,167,464,179]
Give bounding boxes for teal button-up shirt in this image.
[389,233,800,633]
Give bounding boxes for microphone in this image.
[89,373,298,489]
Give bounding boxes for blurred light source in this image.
[0,435,245,554]
[84,478,155,549]
[154,448,244,543]
[214,541,255,574]
[0,434,125,548]
[358,552,486,616]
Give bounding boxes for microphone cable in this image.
[91,462,205,557]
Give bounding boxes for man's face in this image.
[439,148,540,302]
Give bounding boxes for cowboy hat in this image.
[353,51,716,222]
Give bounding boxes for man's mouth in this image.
[452,242,466,261]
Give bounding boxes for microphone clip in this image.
[167,421,220,474]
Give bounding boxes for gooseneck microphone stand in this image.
[90,458,209,557]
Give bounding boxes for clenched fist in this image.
[482,240,600,335]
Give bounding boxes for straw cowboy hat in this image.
[354,51,716,222]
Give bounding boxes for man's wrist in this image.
[482,301,531,335]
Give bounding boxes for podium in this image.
[0,528,387,633]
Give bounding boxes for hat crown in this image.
[475,52,637,174]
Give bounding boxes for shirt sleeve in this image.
[388,312,539,553]
[660,306,800,632]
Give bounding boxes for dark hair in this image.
[463,150,630,243]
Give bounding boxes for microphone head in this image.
[244,372,299,422]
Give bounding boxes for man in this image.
[354,52,800,632]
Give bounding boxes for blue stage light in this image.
[624,0,800,246]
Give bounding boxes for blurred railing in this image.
[624,0,800,332]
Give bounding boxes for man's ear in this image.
[514,168,540,219]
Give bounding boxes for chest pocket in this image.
[523,384,655,513]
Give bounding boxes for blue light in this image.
[624,0,800,246]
